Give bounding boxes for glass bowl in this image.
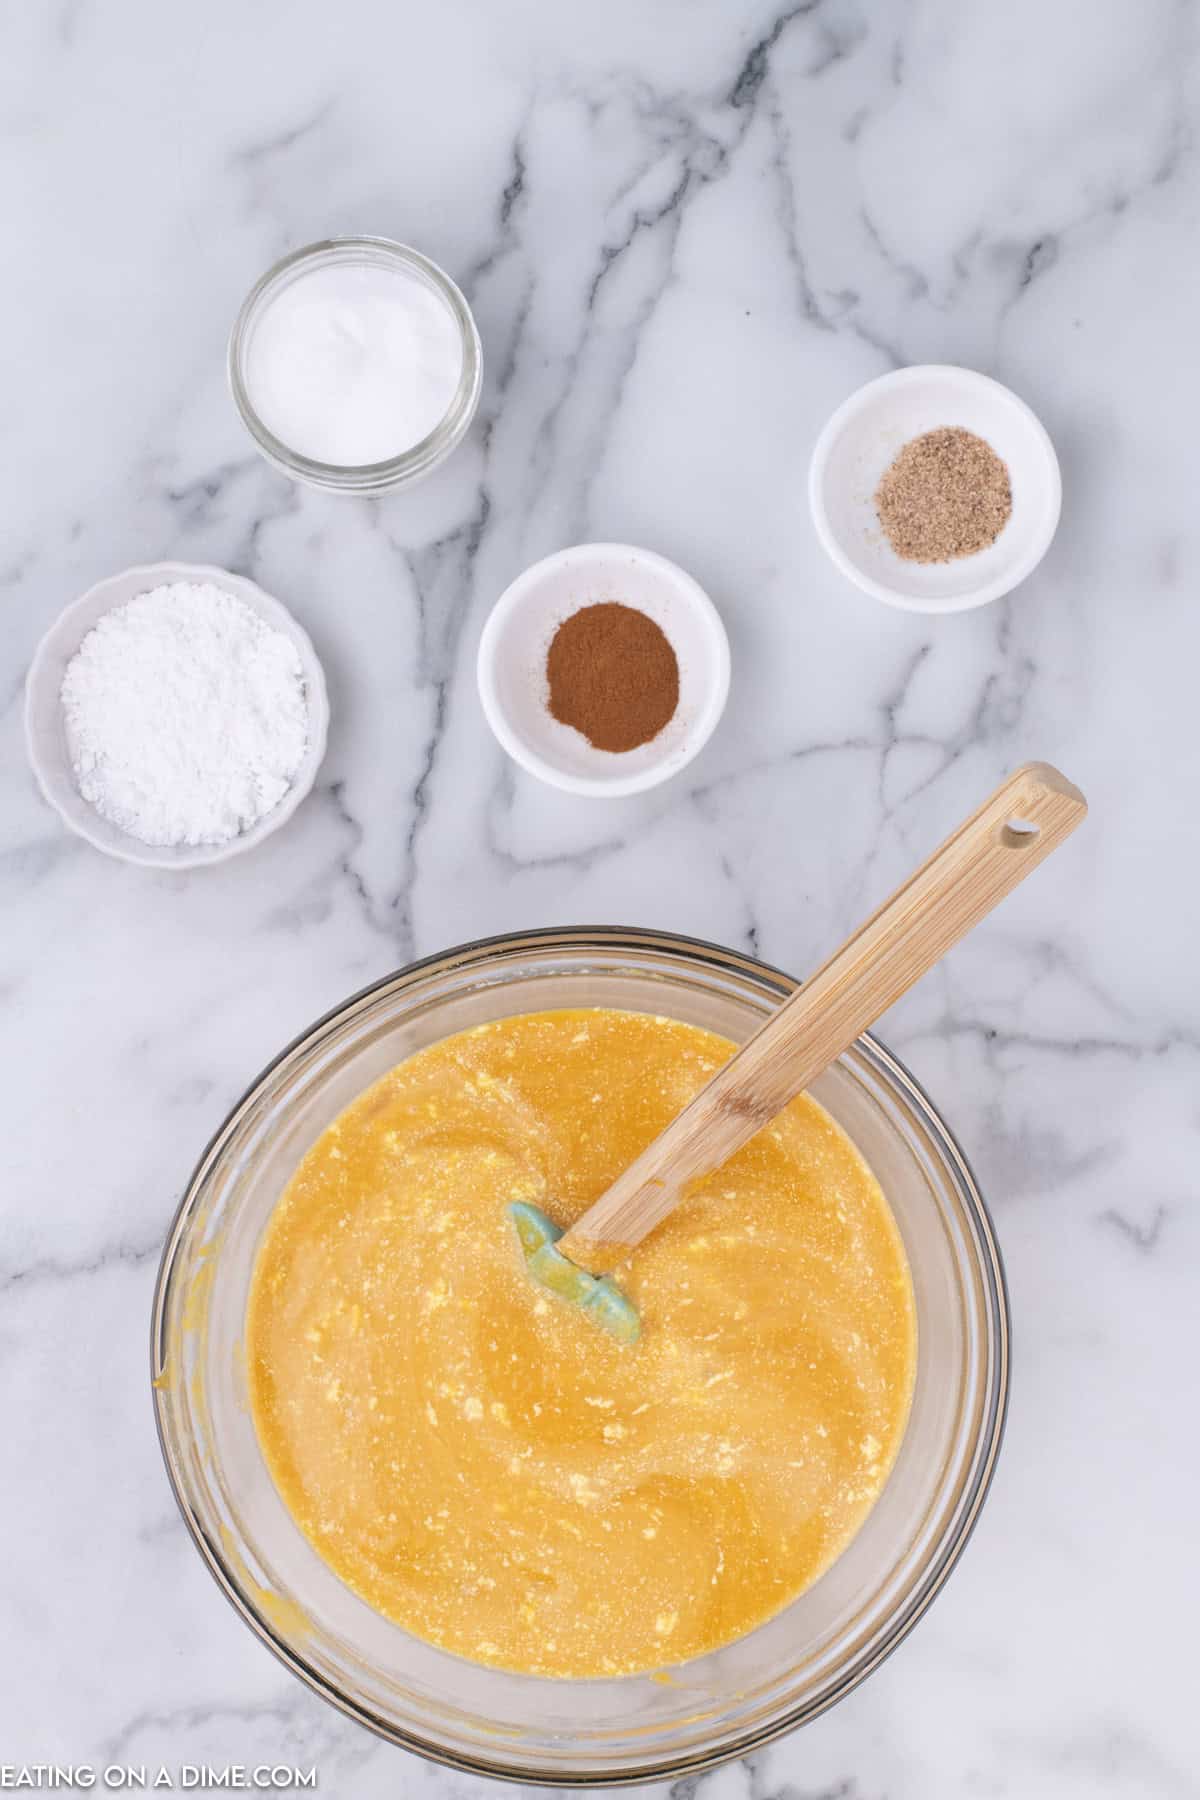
[228,236,483,494]
[151,928,1008,1784]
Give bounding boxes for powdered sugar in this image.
[61,580,310,848]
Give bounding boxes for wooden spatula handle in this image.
[559,762,1086,1273]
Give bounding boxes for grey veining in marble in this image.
[2,1,1198,1796]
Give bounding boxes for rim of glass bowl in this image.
[227,235,483,494]
[151,926,1009,1785]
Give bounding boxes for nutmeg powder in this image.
[546,602,679,753]
[875,426,1012,563]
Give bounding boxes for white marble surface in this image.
[2,1,1197,1794]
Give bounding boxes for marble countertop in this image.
[3,2,1196,1795]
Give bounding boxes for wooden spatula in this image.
[511,762,1086,1341]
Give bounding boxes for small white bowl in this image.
[477,544,730,797]
[809,365,1061,613]
[25,561,330,869]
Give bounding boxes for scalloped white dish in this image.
[25,561,329,869]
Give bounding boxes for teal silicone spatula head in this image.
[509,1201,641,1344]
[508,767,1086,1348]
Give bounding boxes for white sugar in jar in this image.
[230,237,482,493]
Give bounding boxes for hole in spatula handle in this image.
[1000,816,1041,850]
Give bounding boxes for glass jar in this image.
[227,236,483,494]
[151,927,1008,1783]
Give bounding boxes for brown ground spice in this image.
[546,602,679,753]
[875,426,1012,563]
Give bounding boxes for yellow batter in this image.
[246,1009,915,1678]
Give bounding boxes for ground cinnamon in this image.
[546,602,679,753]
